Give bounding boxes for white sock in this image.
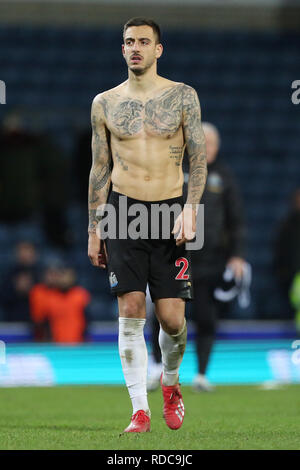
[159,319,187,386]
[118,317,150,416]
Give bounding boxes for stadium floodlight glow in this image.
[0,80,6,104]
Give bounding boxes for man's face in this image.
[204,128,220,165]
[44,267,60,288]
[59,268,76,290]
[122,25,162,76]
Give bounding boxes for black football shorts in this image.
[104,191,193,301]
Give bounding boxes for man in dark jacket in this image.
[190,122,246,391]
[1,241,40,322]
[147,122,247,392]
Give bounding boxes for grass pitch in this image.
[0,384,299,450]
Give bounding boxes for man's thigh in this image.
[148,239,193,302]
[106,237,149,296]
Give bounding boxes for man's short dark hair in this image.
[123,17,161,44]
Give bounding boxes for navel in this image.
[144,175,151,182]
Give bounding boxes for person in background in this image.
[29,261,61,341]
[0,111,71,249]
[1,241,39,322]
[274,188,300,334]
[30,261,91,343]
[148,122,247,392]
[190,123,247,392]
[14,240,39,271]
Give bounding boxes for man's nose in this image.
[132,41,140,51]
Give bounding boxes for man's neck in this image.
[127,67,160,96]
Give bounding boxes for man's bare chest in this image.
[104,86,183,138]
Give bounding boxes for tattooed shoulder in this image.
[92,92,110,122]
[181,84,200,108]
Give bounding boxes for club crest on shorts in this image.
[109,272,118,287]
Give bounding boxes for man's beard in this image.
[128,58,154,76]
[130,66,146,76]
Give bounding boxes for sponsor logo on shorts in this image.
[109,272,118,288]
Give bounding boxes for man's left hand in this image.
[172,206,196,246]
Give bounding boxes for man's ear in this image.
[156,43,163,59]
[122,44,125,56]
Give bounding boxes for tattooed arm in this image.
[182,85,207,209]
[88,95,111,233]
[172,85,207,246]
[88,95,111,267]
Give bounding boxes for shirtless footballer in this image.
[88,17,207,433]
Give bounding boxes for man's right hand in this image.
[88,233,107,269]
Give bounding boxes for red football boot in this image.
[161,374,185,430]
[123,410,151,433]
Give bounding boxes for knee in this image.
[160,317,185,336]
[119,298,145,319]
